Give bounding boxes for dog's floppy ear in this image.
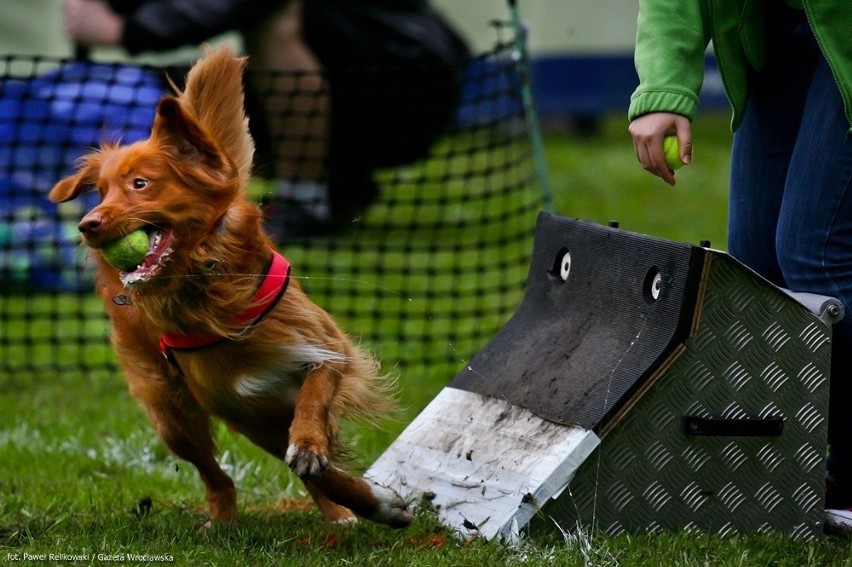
[48,153,102,203]
[152,97,225,170]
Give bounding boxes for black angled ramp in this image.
[451,211,706,432]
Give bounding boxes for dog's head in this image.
[49,97,239,286]
[49,48,255,288]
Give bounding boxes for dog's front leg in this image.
[128,372,237,524]
[286,364,339,477]
[153,392,237,523]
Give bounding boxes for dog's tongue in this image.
[144,228,173,265]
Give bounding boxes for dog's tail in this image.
[180,46,255,187]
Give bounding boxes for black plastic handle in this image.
[683,415,784,437]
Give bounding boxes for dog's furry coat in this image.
[49,47,411,528]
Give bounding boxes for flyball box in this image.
[367,212,839,539]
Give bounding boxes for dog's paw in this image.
[285,442,330,478]
[205,485,237,524]
[368,483,413,529]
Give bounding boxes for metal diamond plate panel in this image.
[537,252,831,538]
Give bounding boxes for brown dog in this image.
[48,47,411,528]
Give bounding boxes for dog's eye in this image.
[131,178,149,190]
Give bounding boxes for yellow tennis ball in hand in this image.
[663,135,685,170]
[101,229,149,271]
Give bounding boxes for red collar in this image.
[159,250,291,367]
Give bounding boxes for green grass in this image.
[546,112,734,248]
[2,113,852,565]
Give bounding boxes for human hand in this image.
[62,0,124,47]
[629,112,692,186]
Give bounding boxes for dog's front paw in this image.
[285,442,330,478]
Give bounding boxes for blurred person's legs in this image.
[244,0,336,238]
[244,0,468,240]
[777,57,852,512]
[729,5,852,514]
[727,5,817,286]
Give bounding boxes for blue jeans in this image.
[728,6,852,475]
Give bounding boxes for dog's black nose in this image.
[78,212,103,235]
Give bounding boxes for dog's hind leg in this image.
[307,467,412,528]
[302,479,358,525]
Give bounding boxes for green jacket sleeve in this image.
[628,0,711,122]
[805,0,852,129]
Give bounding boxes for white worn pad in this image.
[366,387,600,540]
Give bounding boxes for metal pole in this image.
[507,0,554,213]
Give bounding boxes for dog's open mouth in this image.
[120,227,175,286]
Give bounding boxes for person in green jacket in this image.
[628,0,852,532]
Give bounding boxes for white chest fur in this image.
[232,343,350,401]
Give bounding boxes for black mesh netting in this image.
[0,38,542,382]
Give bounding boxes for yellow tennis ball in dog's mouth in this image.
[101,229,149,271]
[663,135,684,170]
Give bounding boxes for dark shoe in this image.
[263,171,379,242]
[326,167,379,227]
[825,508,852,537]
[826,469,852,509]
[261,197,337,242]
